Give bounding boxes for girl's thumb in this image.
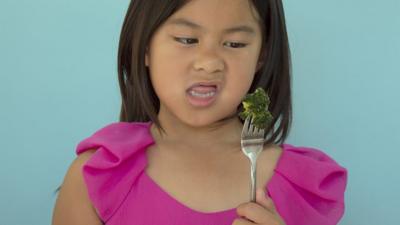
[256,188,276,211]
[256,188,267,203]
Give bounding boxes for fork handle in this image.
[250,159,257,202]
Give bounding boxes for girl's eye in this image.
[174,37,198,45]
[173,37,247,48]
[224,42,248,48]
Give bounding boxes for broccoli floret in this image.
[239,87,273,129]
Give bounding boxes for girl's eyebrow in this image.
[167,17,256,36]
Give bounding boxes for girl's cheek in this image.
[161,45,194,59]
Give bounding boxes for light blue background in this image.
[0,0,399,224]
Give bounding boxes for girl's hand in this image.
[233,188,286,225]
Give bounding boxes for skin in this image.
[234,188,286,225]
[52,0,285,224]
[52,150,103,225]
[145,0,263,156]
[146,0,286,224]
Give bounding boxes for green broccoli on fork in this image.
[239,87,274,130]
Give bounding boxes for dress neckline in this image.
[141,123,287,216]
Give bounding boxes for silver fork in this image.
[241,116,265,202]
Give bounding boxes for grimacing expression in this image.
[145,0,263,127]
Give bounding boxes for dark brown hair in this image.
[117,0,292,145]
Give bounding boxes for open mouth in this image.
[186,84,219,107]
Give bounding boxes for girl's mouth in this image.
[186,85,218,107]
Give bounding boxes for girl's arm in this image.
[52,149,103,225]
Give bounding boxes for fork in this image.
[241,116,265,202]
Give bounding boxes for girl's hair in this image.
[117,0,292,145]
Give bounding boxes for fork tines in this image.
[241,116,265,140]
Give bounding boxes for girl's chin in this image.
[181,114,238,129]
[182,120,216,128]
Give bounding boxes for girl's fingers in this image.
[235,188,283,224]
[256,188,277,213]
[231,217,255,225]
[236,201,276,224]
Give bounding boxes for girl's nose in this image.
[193,52,225,74]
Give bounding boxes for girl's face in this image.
[146,0,263,128]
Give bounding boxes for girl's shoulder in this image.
[269,143,348,225]
[76,121,153,155]
[74,121,154,222]
[278,143,347,174]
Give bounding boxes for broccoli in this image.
[239,87,273,129]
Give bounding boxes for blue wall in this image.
[0,0,399,224]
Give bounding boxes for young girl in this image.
[52,0,347,224]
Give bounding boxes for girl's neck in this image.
[150,116,243,155]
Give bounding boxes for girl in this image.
[52,0,347,224]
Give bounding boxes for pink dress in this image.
[76,122,347,225]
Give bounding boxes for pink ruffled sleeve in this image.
[267,144,348,225]
[75,122,154,223]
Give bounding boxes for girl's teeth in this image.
[189,90,216,98]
